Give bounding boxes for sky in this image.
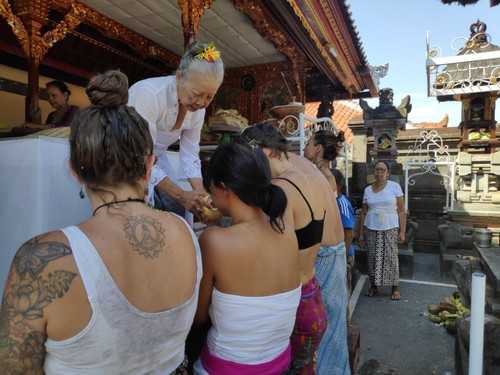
[346,0,500,126]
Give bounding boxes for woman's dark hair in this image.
[46,80,71,96]
[331,169,345,194]
[70,70,153,189]
[204,143,287,233]
[313,130,345,161]
[375,160,391,173]
[239,123,289,156]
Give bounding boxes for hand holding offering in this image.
[199,196,222,224]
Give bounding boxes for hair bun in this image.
[86,70,129,107]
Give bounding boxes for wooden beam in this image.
[0,76,49,101]
[11,0,50,123]
[178,0,214,47]
[0,39,93,82]
[26,58,40,122]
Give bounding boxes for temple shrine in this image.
[0,0,377,133]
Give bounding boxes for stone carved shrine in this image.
[359,88,412,183]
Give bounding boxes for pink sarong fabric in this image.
[199,344,291,375]
[288,277,328,374]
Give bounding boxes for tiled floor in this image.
[353,253,457,375]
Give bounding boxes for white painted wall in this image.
[0,137,91,296]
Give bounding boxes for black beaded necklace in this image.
[92,198,145,216]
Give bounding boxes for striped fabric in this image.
[336,194,355,230]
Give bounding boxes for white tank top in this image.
[202,286,301,365]
[44,221,202,375]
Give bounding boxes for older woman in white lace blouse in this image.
[129,42,224,219]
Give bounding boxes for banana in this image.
[439,311,459,320]
[427,293,470,332]
[428,304,441,315]
[428,314,442,323]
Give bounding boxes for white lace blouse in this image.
[362,180,403,231]
[128,75,204,189]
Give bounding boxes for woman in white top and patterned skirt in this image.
[128,42,224,222]
[358,161,406,300]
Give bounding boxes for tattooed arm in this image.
[0,234,76,374]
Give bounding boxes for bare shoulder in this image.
[159,211,193,235]
[199,226,231,253]
[272,177,295,195]
[11,230,75,279]
[199,225,244,260]
[3,231,77,321]
[136,208,194,242]
[288,153,315,171]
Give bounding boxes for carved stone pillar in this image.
[359,88,411,185]
[178,0,213,47]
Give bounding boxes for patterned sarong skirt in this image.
[364,227,399,287]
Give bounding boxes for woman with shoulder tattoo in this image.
[0,71,200,374]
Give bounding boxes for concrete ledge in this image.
[440,247,475,275]
[474,243,500,298]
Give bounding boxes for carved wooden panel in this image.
[287,0,357,94]
[2,1,84,63]
[1,0,29,56]
[216,61,301,123]
[12,0,49,22]
[178,0,213,46]
[41,4,84,55]
[232,0,305,100]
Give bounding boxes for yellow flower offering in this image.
[195,43,221,62]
